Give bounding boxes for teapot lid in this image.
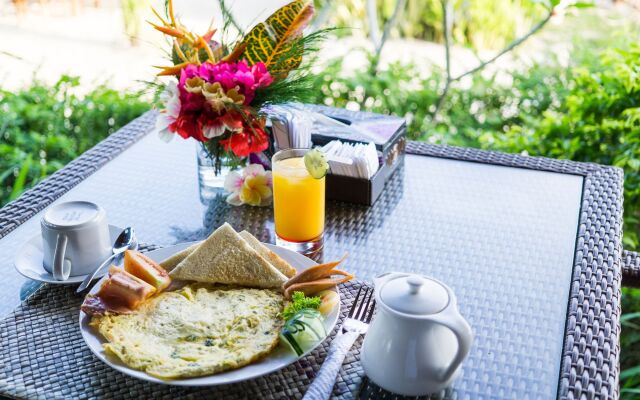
[379,274,449,315]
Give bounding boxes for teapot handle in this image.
[431,306,473,383]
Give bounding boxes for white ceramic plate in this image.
[14,225,124,285]
[79,242,340,386]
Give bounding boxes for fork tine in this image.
[365,299,376,323]
[348,287,362,319]
[353,287,369,321]
[357,288,374,321]
[354,287,371,321]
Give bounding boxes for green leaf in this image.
[282,291,321,320]
[241,0,315,77]
[569,2,595,8]
[621,312,640,323]
[9,155,32,201]
[621,365,640,380]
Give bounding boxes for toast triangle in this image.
[160,241,201,272]
[239,231,297,278]
[169,223,287,289]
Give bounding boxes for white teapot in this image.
[361,272,473,396]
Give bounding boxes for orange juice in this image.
[272,156,325,242]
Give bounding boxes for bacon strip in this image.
[81,294,133,316]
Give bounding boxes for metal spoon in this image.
[76,227,137,293]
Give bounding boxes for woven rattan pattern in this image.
[0,263,368,400]
[0,113,629,400]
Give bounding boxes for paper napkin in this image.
[265,104,312,150]
[321,140,380,179]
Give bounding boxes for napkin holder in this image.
[301,104,407,206]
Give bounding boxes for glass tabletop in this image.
[0,131,584,398]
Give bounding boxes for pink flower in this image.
[164,60,273,145]
[192,60,273,104]
[178,65,206,112]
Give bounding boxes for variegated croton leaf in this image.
[238,0,314,79]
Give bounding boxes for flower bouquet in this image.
[152,0,325,203]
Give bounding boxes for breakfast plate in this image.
[79,241,341,386]
[14,225,124,285]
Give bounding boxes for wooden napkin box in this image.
[302,105,407,206]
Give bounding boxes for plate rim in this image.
[79,242,341,386]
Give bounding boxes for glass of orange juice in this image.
[272,149,325,254]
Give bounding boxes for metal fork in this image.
[303,286,376,400]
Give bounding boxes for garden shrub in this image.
[0,75,150,206]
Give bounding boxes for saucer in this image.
[14,225,124,285]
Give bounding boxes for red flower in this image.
[220,118,269,157]
[170,113,206,142]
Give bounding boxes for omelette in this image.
[90,283,284,379]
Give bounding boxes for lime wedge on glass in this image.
[304,148,329,179]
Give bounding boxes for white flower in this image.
[223,164,273,207]
[155,81,180,143]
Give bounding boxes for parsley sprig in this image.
[283,291,321,320]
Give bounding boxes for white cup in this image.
[41,201,112,281]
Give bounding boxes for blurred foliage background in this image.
[2,0,640,396]
[0,76,148,204]
[328,0,548,48]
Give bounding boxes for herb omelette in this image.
[91,283,284,379]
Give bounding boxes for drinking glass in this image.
[272,149,325,254]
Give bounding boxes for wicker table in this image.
[0,111,637,400]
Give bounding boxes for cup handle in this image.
[431,307,473,383]
[53,234,71,281]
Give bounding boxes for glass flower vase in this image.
[196,143,235,204]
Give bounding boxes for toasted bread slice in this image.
[239,231,297,278]
[159,242,201,272]
[170,223,287,289]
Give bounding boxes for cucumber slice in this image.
[280,309,326,356]
[304,148,329,179]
